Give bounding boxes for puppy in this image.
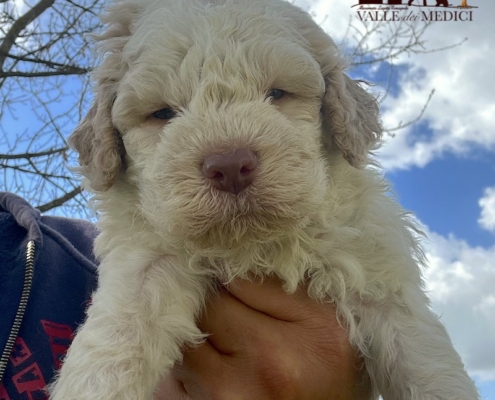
[49,0,480,398]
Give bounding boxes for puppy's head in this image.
[70,0,382,248]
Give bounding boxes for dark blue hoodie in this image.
[0,192,98,400]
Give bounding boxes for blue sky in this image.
[306,0,495,397]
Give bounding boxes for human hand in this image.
[155,277,371,400]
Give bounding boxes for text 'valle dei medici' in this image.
[356,6,474,22]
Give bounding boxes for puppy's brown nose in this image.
[203,149,257,195]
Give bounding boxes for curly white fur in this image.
[48,0,480,398]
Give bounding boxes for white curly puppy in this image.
[49,0,480,398]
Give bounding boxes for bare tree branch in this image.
[0,146,67,160]
[384,89,435,136]
[36,186,82,212]
[0,0,55,70]
[0,69,89,78]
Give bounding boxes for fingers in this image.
[226,276,331,323]
[173,341,243,400]
[197,288,277,355]
[153,372,189,400]
[164,277,369,400]
[199,277,339,355]
[173,342,219,386]
[224,277,351,367]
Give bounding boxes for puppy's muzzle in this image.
[203,148,257,195]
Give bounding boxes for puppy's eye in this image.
[268,89,286,100]
[152,107,176,120]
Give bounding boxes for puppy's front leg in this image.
[360,286,479,400]
[49,253,208,400]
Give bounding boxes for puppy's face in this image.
[112,4,327,247]
[70,0,382,250]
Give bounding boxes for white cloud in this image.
[305,0,495,171]
[378,2,495,170]
[479,187,495,233]
[422,228,495,381]
[15,0,29,13]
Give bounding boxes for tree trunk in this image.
[461,0,468,6]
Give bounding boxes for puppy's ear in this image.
[322,72,382,167]
[69,85,125,192]
[69,1,141,191]
[276,4,382,167]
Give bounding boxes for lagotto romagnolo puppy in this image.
[49,0,480,398]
